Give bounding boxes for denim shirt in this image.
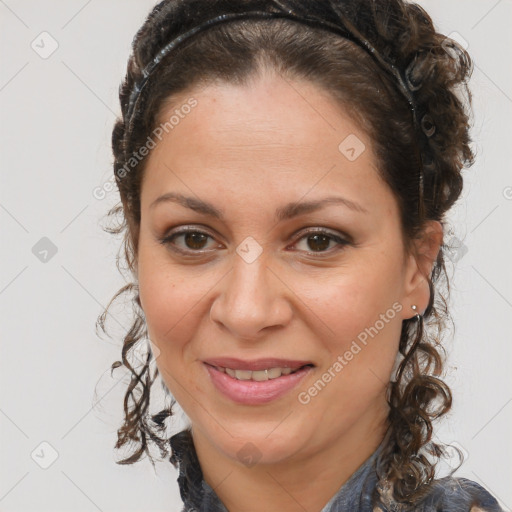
[169,429,503,512]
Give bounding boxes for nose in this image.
[209,252,293,341]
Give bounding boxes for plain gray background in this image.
[1,1,511,511]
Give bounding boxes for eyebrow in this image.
[149,192,368,220]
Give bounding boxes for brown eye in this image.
[306,233,331,252]
[160,228,218,254]
[292,229,350,255]
[182,232,209,250]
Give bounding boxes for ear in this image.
[400,220,443,319]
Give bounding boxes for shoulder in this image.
[414,476,504,511]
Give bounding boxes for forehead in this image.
[155,72,362,157]
[141,73,394,217]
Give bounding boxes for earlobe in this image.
[401,220,443,319]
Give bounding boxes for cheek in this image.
[294,258,404,407]
[301,258,404,351]
[296,278,403,441]
[137,239,209,359]
[137,255,215,405]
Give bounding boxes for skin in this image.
[136,68,442,512]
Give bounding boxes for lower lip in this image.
[204,364,313,405]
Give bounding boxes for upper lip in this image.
[203,357,314,371]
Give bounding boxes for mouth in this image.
[202,358,315,404]
[206,363,314,381]
[203,357,315,378]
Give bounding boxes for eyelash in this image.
[158,226,352,257]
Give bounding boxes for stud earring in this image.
[411,304,421,320]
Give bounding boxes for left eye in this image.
[292,230,349,253]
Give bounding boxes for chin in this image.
[194,417,312,467]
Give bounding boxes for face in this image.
[136,70,425,467]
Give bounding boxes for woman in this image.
[99,0,503,510]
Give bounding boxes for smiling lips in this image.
[204,357,313,380]
[203,357,314,404]
[217,366,295,381]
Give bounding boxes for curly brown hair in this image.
[96,0,474,505]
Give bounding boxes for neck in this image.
[192,400,389,512]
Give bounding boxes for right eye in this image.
[159,226,226,256]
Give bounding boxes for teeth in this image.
[234,369,253,381]
[217,366,304,381]
[267,367,283,379]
